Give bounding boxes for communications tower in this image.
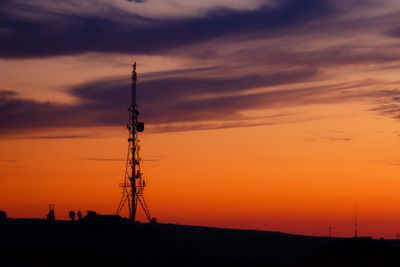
[116,62,151,222]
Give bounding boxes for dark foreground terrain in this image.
[0,216,399,266]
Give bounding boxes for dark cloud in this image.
[0,89,102,132]
[0,67,377,135]
[70,68,319,124]
[387,26,400,38]
[0,0,335,58]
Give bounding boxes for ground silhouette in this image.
[0,215,399,266]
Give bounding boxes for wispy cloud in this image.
[0,159,17,163]
[368,160,400,166]
[321,136,353,142]
[0,0,335,58]
[79,157,161,162]
[26,134,94,139]
[369,89,400,120]
[0,70,375,135]
[79,157,125,162]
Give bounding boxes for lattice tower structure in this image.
[116,62,151,222]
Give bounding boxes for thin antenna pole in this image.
[354,202,358,238]
[130,62,137,221]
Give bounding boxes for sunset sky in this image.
[2,0,400,238]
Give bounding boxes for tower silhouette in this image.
[116,62,151,222]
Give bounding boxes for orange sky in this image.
[2,0,400,239]
[2,99,400,238]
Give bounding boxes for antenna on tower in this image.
[116,62,152,222]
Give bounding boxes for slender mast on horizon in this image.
[116,62,151,222]
[354,203,358,238]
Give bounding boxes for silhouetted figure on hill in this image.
[46,204,55,221]
[69,210,76,221]
[0,210,7,220]
[77,210,82,220]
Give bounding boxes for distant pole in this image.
[354,203,358,238]
[116,62,152,222]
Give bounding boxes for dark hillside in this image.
[0,217,399,266]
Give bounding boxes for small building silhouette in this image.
[81,211,124,225]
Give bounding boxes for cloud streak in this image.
[321,136,353,142]
[79,157,125,162]
[369,89,400,121]
[0,0,335,58]
[0,67,378,135]
[79,157,160,162]
[0,159,17,163]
